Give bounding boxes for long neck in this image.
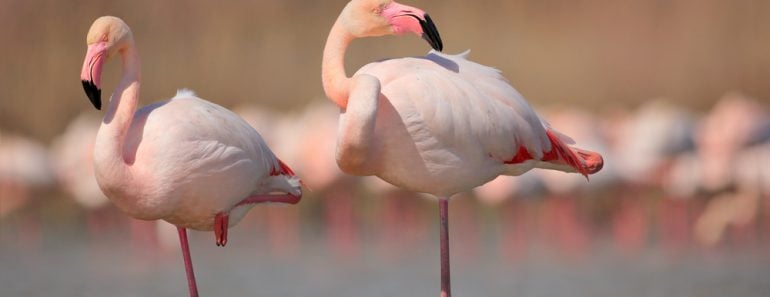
[322,19,354,108]
[96,42,141,182]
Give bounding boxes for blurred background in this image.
[1,0,770,296]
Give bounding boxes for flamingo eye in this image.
[373,3,386,15]
[100,34,108,42]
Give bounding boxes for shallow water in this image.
[1,202,769,297]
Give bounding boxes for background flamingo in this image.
[0,1,768,296]
[0,132,55,218]
[610,100,697,250]
[321,1,603,296]
[79,16,302,297]
[234,104,305,258]
[534,109,616,256]
[0,131,54,248]
[50,113,117,235]
[292,102,364,258]
[691,93,769,246]
[473,174,542,262]
[51,112,161,253]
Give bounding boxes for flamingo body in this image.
[97,90,299,230]
[344,51,598,196]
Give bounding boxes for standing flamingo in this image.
[321,1,603,296]
[79,16,302,297]
[535,109,615,256]
[691,93,769,246]
[0,132,54,249]
[50,113,117,234]
[0,132,55,219]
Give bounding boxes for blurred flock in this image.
[1,0,770,296]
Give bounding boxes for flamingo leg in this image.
[177,227,200,297]
[439,197,451,297]
[213,193,301,246]
[236,193,302,206]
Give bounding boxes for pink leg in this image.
[439,197,451,297]
[177,227,199,297]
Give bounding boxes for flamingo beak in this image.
[384,2,443,52]
[81,80,101,110]
[80,42,108,110]
[419,14,443,52]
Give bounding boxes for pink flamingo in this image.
[365,176,431,258]
[321,1,603,296]
[235,105,303,257]
[0,132,53,248]
[610,101,696,250]
[473,174,542,262]
[734,141,770,249]
[51,113,118,234]
[613,100,696,187]
[79,16,302,297]
[293,102,363,258]
[692,93,769,246]
[696,93,767,193]
[0,132,54,218]
[52,112,160,252]
[662,151,701,250]
[535,109,615,256]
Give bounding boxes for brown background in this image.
[1,0,768,140]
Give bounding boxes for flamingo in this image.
[52,112,162,253]
[474,174,543,262]
[79,16,302,297]
[534,109,615,256]
[291,102,367,258]
[234,105,304,257]
[612,100,696,187]
[609,102,696,250]
[691,93,770,246]
[0,132,54,248]
[0,132,55,219]
[50,113,117,234]
[661,151,700,250]
[321,1,604,296]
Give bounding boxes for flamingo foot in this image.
[214,212,229,247]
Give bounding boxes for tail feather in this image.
[504,130,604,177]
[542,130,603,177]
[271,158,296,176]
[270,158,309,192]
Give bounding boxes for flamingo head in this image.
[80,16,133,110]
[340,0,442,51]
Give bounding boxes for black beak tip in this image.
[81,80,102,110]
[420,14,443,52]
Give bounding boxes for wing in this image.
[356,51,551,164]
[131,90,299,207]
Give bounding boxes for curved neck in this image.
[322,19,354,108]
[96,42,141,181]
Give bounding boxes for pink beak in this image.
[80,42,108,110]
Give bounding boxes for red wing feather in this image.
[504,130,603,178]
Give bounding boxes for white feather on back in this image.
[357,50,551,164]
